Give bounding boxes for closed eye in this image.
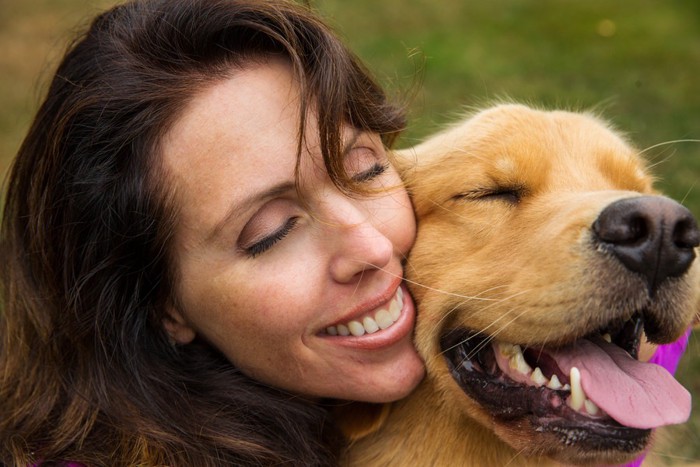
[351,162,389,183]
[243,216,299,258]
[452,187,523,204]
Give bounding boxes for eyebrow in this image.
[343,130,361,154]
[205,130,363,243]
[206,181,296,243]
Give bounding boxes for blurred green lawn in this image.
[2,0,699,464]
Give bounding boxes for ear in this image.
[162,302,196,345]
[332,402,392,442]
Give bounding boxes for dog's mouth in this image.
[442,312,691,452]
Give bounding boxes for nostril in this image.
[626,215,648,245]
[672,216,700,249]
[592,210,650,245]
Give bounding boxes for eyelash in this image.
[352,162,389,182]
[244,217,299,258]
[243,161,387,258]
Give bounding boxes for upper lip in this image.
[326,276,403,328]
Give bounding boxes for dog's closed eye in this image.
[452,187,523,204]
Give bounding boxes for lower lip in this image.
[320,284,416,350]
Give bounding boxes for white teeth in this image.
[502,344,532,375]
[375,309,393,329]
[602,333,612,343]
[547,374,563,390]
[530,367,547,386]
[362,316,379,334]
[564,367,603,417]
[509,349,533,375]
[326,287,404,336]
[568,367,585,411]
[584,399,600,416]
[348,321,365,337]
[494,341,605,419]
[389,298,401,321]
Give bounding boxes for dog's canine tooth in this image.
[531,367,548,386]
[602,333,612,343]
[568,367,585,411]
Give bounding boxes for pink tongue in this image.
[549,339,690,429]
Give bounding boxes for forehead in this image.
[159,59,302,238]
[416,107,651,195]
[163,58,299,172]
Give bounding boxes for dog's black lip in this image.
[441,325,651,451]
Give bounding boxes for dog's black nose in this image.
[593,196,699,294]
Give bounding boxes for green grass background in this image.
[2,0,699,464]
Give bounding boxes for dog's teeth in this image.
[602,333,612,343]
[584,399,600,416]
[546,374,563,390]
[508,346,532,375]
[568,367,585,411]
[530,367,547,386]
[497,342,518,357]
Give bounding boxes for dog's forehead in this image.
[403,104,651,194]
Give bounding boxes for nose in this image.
[592,196,699,294]
[327,203,395,284]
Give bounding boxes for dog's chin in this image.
[441,313,658,465]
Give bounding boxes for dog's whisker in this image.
[440,299,534,358]
[407,278,509,302]
[505,446,532,466]
[679,181,697,207]
[475,306,534,345]
[368,266,497,302]
[447,291,536,354]
[435,289,534,354]
[638,138,700,156]
[645,152,675,171]
[458,305,533,364]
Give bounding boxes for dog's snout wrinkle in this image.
[593,196,699,294]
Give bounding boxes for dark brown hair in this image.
[0,0,406,465]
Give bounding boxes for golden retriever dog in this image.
[339,104,700,466]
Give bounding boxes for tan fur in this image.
[340,104,700,466]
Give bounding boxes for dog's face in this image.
[399,104,699,465]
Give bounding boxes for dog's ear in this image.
[332,402,392,441]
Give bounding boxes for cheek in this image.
[380,189,416,254]
[184,263,321,346]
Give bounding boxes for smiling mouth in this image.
[441,312,691,452]
[325,287,404,337]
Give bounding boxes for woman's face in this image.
[161,58,424,402]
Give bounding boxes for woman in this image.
[0,0,424,465]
